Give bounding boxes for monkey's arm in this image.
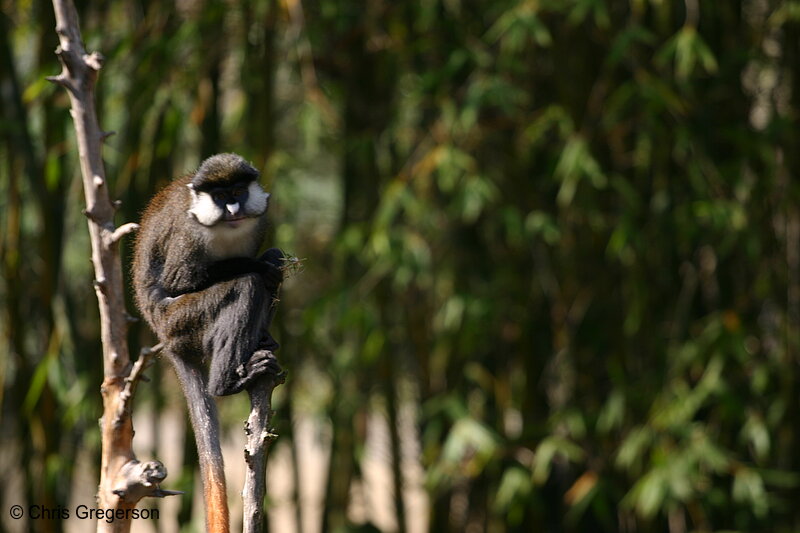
[161,249,283,297]
[205,252,283,291]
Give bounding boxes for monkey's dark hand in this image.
[258,248,285,290]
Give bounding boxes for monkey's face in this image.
[187,181,269,228]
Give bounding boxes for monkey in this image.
[131,153,283,532]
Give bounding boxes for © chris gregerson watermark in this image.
[9,504,159,523]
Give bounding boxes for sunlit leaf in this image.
[733,467,768,518]
[554,135,607,207]
[439,418,501,478]
[597,389,625,433]
[495,466,534,511]
[532,435,585,484]
[458,175,498,222]
[525,210,562,244]
[616,426,653,471]
[627,468,667,518]
[656,25,719,80]
[567,0,610,29]
[524,105,574,145]
[741,412,770,461]
[487,1,552,51]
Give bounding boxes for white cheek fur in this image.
[246,182,269,215]
[188,189,223,226]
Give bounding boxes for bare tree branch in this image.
[48,1,172,531]
[243,372,285,533]
[242,281,287,532]
[114,343,162,428]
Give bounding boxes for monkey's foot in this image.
[232,349,283,393]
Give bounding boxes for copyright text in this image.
[9,504,159,523]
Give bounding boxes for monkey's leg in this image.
[169,356,230,533]
[205,273,282,397]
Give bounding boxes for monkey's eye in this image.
[212,191,226,202]
[232,186,245,197]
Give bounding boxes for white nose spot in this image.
[226,202,240,216]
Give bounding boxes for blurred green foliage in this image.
[2,0,800,532]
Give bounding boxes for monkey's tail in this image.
[171,357,230,533]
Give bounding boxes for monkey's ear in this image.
[187,183,195,191]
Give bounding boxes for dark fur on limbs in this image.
[157,271,278,396]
